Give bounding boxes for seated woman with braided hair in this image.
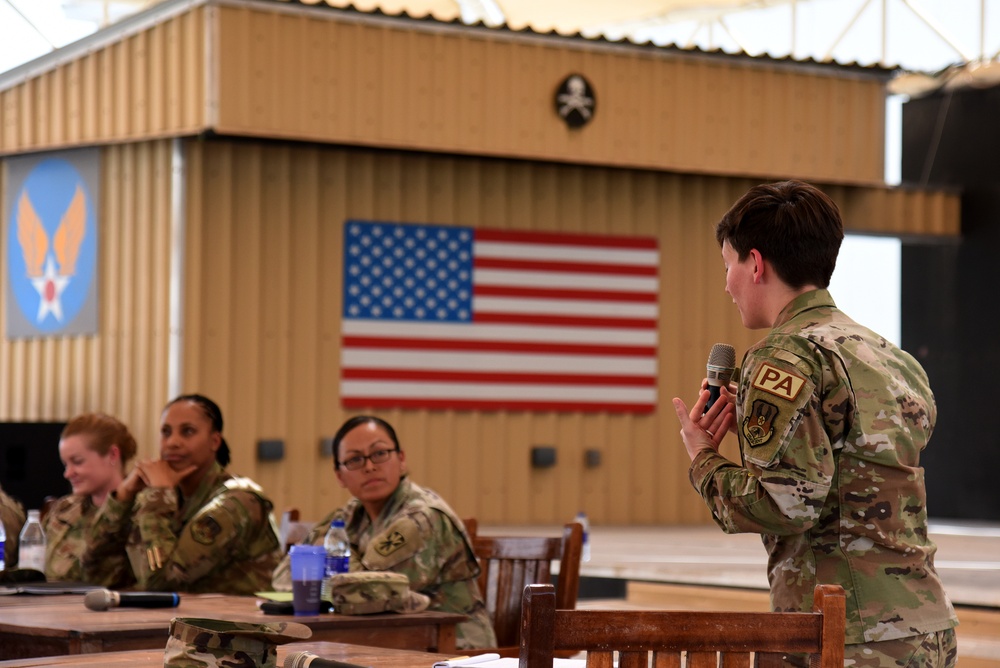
[83,394,282,594]
[273,415,496,650]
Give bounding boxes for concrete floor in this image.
[481,520,1000,608]
[481,520,1000,666]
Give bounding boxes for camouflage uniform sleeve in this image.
[133,487,269,591]
[80,491,137,588]
[360,509,473,590]
[361,509,496,649]
[271,510,342,592]
[690,351,835,535]
[0,488,26,568]
[42,496,84,582]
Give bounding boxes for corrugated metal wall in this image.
[0,0,960,526]
[0,6,206,155]
[2,1,889,189]
[213,3,888,186]
[0,141,175,455]
[180,138,958,525]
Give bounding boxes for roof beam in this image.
[455,0,505,27]
[900,0,976,62]
[1,0,57,49]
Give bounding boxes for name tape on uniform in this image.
[751,363,806,402]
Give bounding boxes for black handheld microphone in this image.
[83,589,181,611]
[704,343,736,414]
[283,652,372,668]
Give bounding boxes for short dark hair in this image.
[164,394,231,467]
[332,415,400,470]
[715,180,844,289]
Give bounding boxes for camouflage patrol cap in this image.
[163,617,312,668]
[329,571,431,615]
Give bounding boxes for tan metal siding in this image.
[212,4,888,187]
[0,5,960,528]
[0,141,174,458]
[180,139,956,526]
[0,8,207,156]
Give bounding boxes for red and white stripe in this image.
[341,228,659,412]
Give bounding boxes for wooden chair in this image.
[462,517,478,542]
[471,522,584,656]
[40,495,58,525]
[519,582,847,668]
[278,508,313,553]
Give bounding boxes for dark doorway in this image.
[902,85,1000,521]
[0,422,70,512]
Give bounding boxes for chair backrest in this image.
[473,522,584,649]
[40,495,58,525]
[462,517,478,542]
[519,582,847,668]
[278,508,313,553]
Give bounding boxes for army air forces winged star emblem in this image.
[17,186,87,323]
[7,155,97,336]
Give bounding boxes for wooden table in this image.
[0,594,462,661]
[0,640,455,667]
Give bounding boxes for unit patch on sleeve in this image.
[742,399,779,447]
[375,530,407,557]
[751,362,806,402]
[362,517,422,570]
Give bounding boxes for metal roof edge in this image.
[243,0,898,80]
[0,0,897,95]
[0,0,209,93]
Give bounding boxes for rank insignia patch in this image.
[375,530,407,557]
[743,399,779,447]
[751,363,806,402]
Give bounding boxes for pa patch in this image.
[743,399,779,447]
[375,530,407,557]
[191,516,223,545]
[751,363,806,402]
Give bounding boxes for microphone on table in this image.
[704,343,736,414]
[283,651,372,668]
[83,589,181,611]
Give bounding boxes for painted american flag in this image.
[340,220,659,412]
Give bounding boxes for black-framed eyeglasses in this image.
[340,448,398,471]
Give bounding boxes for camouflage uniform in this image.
[328,571,431,614]
[273,478,496,649]
[0,486,26,569]
[83,462,281,594]
[42,495,101,584]
[690,290,958,651]
[163,617,312,668]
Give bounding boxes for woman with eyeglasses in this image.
[272,415,496,650]
[82,394,282,594]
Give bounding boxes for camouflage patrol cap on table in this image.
[163,617,312,668]
[329,571,431,615]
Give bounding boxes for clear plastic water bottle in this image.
[0,518,6,571]
[321,519,350,602]
[19,509,46,572]
[575,511,591,562]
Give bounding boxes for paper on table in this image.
[432,653,500,667]
[435,659,585,668]
[255,591,294,602]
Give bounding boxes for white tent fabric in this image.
[2,0,997,81]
